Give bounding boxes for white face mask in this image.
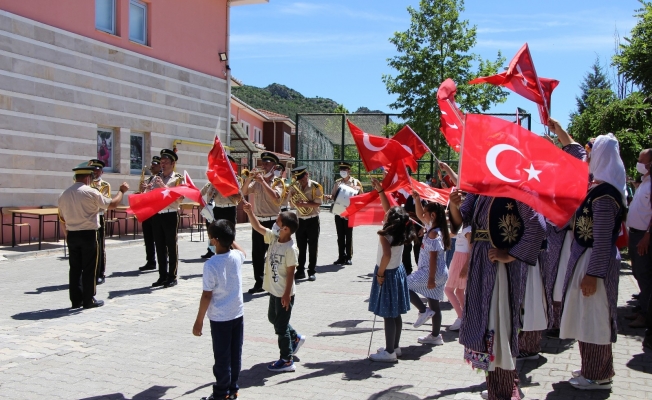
[274,170,282,178]
[637,162,649,175]
[340,170,348,178]
[272,223,281,236]
[264,169,274,178]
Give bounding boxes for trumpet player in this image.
[200,155,242,259]
[139,156,161,272]
[289,166,323,281]
[241,152,284,294]
[89,159,111,285]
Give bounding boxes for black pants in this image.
[210,316,243,398]
[67,230,98,306]
[334,215,352,261]
[142,217,156,266]
[402,242,414,275]
[152,212,179,282]
[296,216,320,274]
[631,228,652,313]
[96,215,106,278]
[252,219,276,289]
[205,206,237,251]
[268,295,297,360]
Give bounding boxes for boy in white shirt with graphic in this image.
[243,201,306,372]
[193,220,246,400]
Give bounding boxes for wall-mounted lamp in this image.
[219,52,228,62]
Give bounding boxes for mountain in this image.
[231,83,339,118]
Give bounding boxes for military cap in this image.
[72,162,95,174]
[88,159,105,169]
[338,162,352,169]
[292,166,308,179]
[151,156,161,165]
[160,148,178,162]
[261,152,280,164]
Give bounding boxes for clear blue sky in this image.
[230,0,639,134]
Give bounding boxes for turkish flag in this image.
[459,114,588,227]
[206,135,240,197]
[347,120,416,172]
[437,79,464,152]
[182,171,206,207]
[128,188,182,222]
[469,43,559,124]
[392,125,430,163]
[410,178,451,206]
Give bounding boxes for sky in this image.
[230,0,640,135]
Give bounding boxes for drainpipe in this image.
[225,1,232,148]
[273,120,277,153]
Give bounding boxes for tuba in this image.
[289,179,312,216]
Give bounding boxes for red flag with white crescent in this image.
[347,120,416,172]
[437,79,464,152]
[392,125,430,162]
[206,135,240,197]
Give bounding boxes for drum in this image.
[331,184,359,216]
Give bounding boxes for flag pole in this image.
[525,45,551,132]
[457,114,467,190]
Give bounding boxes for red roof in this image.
[257,109,291,120]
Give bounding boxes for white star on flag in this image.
[523,164,542,182]
[162,189,171,198]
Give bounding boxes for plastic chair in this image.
[178,203,196,232]
[190,222,205,242]
[104,214,121,238]
[1,207,31,245]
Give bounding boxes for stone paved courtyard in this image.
[0,216,651,400]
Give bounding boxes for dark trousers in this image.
[205,206,237,251]
[151,212,179,282]
[142,217,156,266]
[210,316,243,398]
[268,295,297,360]
[296,216,320,274]
[96,215,106,277]
[334,215,352,261]
[67,230,98,306]
[631,229,652,313]
[403,242,414,275]
[252,219,276,289]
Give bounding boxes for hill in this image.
[231,83,386,118]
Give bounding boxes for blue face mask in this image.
[208,241,216,254]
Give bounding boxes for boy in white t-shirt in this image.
[243,200,306,372]
[193,220,246,400]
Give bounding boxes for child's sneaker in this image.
[377,346,401,357]
[369,349,398,363]
[418,333,444,345]
[292,334,306,355]
[449,317,463,331]
[267,358,296,372]
[413,308,436,328]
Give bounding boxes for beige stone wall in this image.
[0,10,228,207]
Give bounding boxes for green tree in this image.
[333,104,349,114]
[382,0,508,157]
[613,1,652,94]
[574,57,611,115]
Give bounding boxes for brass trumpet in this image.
[289,179,313,216]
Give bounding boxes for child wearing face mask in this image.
[243,201,306,372]
[193,220,246,400]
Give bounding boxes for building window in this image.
[254,127,263,144]
[240,121,250,140]
[130,133,145,173]
[284,132,291,153]
[97,129,114,172]
[129,0,148,45]
[95,0,116,34]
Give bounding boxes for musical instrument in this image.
[289,179,313,216]
[331,184,359,216]
[241,168,264,180]
[136,166,150,194]
[272,177,287,207]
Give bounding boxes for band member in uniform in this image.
[200,155,242,258]
[241,152,284,294]
[89,159,111,285]
[58,163,128,309]
[288,166,323,281]
[276,164,290,212]
[330,162,363,265]
[150,149,185,288]
[139,156,161,271]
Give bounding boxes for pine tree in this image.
[574,57,611,115]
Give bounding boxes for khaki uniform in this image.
[152,171,185,283]
[291,179,323,276]
[90,178,111,279]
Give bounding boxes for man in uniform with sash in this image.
[330,162,363,265]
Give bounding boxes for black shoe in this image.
[308,275,316,281]
[633,293,640,299]
[201,250,215,259]
[247,286,265,294]
[644,338,652,351]
[97,276,105,285]
[152,279,166,287]
[294,270,306,280]
[71,302,83,309]
[344,259,352,265]
[139,263,156,271]
[333,259,344,265]
[165,279,178,288]
[83,298,104,309]
[634,305,642,312]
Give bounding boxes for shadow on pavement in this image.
[108,270,143,278]
[238,362,276,388]
[315,319,374,337]
[274,359,396,385]
[11,307,82,320]
[626,352,652,374]
[24,284,68,294]
[107,286,153,299]
[180,258,206,264]
[79,385,176,400]
[517,354,547,388]
[180,274,203,280]
[398,344,434,361]
[243,291,269,303]
[181,382,212,397]
[368,385,420,399]
[317,263,345,274]
[544,381,611,399]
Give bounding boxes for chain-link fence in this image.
[295,112,531,193]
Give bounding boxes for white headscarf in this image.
[589,133,627,203]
